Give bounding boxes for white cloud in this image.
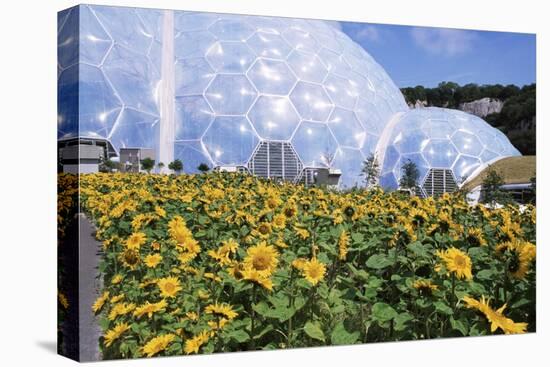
[411,27,476,56]
[345,25,381,43]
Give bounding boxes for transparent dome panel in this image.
[205,41,255,73]
[202,116,259,165]
[422,139,458,168]
[246,32,292,59]
[287,51,327,84]
[332,148,365,188]
[174,58,215,96]
[109,108,159,149]
[208,19,255,41]
[282,27,320,53]
[79,5,112,66]
[175,96,215,140]
[174,31,217,59]
[248,96,300,140]
[327,108,366,149]
[175,12,220,32]
[58,7,79,69]
[451,130,483,156]
[324,74,360,110]
[205,74,257,115]
[57,65,79,138]
[452,155,481,182]
[174,140,213,174]
[289,82,333,122]
[247,59,297,95]
[291,121,338,167]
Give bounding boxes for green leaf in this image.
[475,269,494,281]
[434,301,453,315]
[366,254,395,269]
[351,232,364,244]
[394,312,414,331]
[450,317,468,336]
[407,241,430,258]
[304,321,325,342]
[330,322,360,345]
[371,302,398,322]
[227,329,250,343]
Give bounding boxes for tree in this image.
[168,159,183,174]
[480,166,512,206]
[99,158,117,173]
[399,159,419,191]
[157,162,165,171]
[197,163,210,173]
[140,157,155,173]
[361,153,380,188]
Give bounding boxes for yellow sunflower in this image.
[256,222,273,238]
[157,277,182,298]
[243,241,279,276]
[302,257,326,286]
[205,303,238,320]
[496,240,536,279]
[294,226,310,240]
[272,213,287,230]
[207,239,239,266]
[184,331,210,354]
[413,279,438,296]
[92,291,110,314]
[465,228,487,247]
[111,274,123,285]
[104,322,130,347]
[133,299,168,319]
[144,253,163,268]
[120,249,140,270]
[338,230,350,261]
[436,247,473,280]
[108,302,136,321]
[141,334,176,357]
[241,267,273,291]
[125,232,147,251]
[463,296,527,334]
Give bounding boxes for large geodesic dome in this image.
[58,5,522,192]
[377,107,521,193]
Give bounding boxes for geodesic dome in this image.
[58,5,408,188]
[377,107,521,191]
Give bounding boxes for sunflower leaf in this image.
[371,302,398,322]
[366,254,395,269]
[331,321,359,345]
[304,321,325,342]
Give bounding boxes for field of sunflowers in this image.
[69,172,535,359]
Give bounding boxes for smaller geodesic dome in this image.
[377,107,521,193]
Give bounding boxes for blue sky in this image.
[341,22,536,88]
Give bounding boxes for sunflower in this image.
[184,331,210,354]
[243,241,279,276]
[120,249,140,270]
[207,239,239,266]
[272,213,287,230]
[283,203,298,219]
[110,294,125,304]
[125,232,147,251]
[144,253,163,268]
[241,267,273,291]
[157,277,182,298]
[92,291,110,314]
[141,334,176,357]
[463,296,527,334]
[332,208,344,225]
[58,292,69,310]
[495,240,536,279]
[338,230,350,261]
[436,247,473,280]
[205,303,238,320]
[111,274,123,285]
[302,257,326,286]
[104,322,130,347]
[108,302,136,321]
[185,311,199,321]
[133,299,168,319]
[256,222,273,238]
[168,216,194,245]
[294,226,310,240]
[413,279,438,296]
[465,228,487,247]
[410,208,428,228]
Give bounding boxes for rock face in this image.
[408,100,428,109]
[459,97,504,118]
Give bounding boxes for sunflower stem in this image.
[249,284,257,350]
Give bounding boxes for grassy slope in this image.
[463,156,536,191]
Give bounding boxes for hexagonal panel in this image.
[317,48,353,78]
[291,121,338,167]
[109,108,159,149]
[289,82,333,122]
[175,96,215,140]
[58,7,79,69]
[452,155,482,182]
[175,58,215,96]
[282,28,319,53]
[379,172,398,190]
[287,51,327,83]
[355,98,383,135]
[202,116,259,165]
[247,59,297,95]
[175,12,220,32]
[248,96,300,140]
[93,5,153,55]
[245,16,285,34]
[78,64,122,136]
[422,139,459,168]
[205,75,258,115]
[331,148,365,188]
[324,74,360,110]
[391,129,429,154]
[174,140,213,174]
[327,107,366,149]
[452,130,483,156]
[381,145,400,174]
[208,19,255,41]
[102,45,159,115]
[174,30,217,59]
[205,41,255,73]
[246,31,292,58]
[80,5,112,66]
[361,133,379,157]
[421,119,456,139]
[480,149,499,162]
